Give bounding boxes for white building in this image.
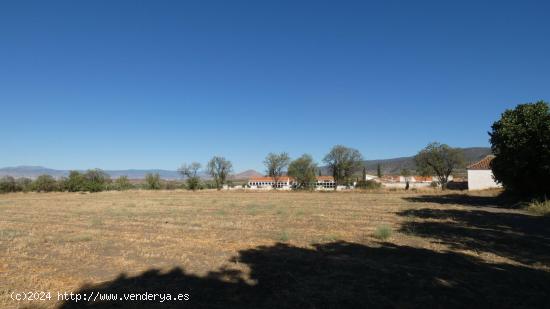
[467,155,502,191]
[247,176,336,190]
[379,175,450,189]
[248,177,293,190]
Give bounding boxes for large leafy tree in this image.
[263,152,291,188]
[490,101,550,196]
[207,156,233,190]
[323,145,364,189]
[288,154,317,190]
[415,142,464,189]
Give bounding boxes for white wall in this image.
[382,182,433,189]
[467,169,502,190]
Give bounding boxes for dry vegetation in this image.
[1,190,549,308]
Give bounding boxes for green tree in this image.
[65,171,86,192]
[115,176,133,190]
[207,156,233,190]
[323,145,364,189]
[263,152,291,188]
[178,162,202,191]
[16,178,33,192]
[0,176,18,193]
[377,164,382,178]
[489,101,550,196]
[415,142,464,190]
[144,173,161,190]
[83,169,110,192]
[288,154,317,190]
[32,175,58,192]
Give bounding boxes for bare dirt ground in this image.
[1,190,549,308]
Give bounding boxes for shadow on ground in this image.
[399,197,550,266]
[402,193,511,207]
[59,241,550,309]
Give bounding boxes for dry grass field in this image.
[1,190,549,308]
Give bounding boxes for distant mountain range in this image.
[0,147,491,180]
[0,166,264,180]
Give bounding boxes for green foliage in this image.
[415,142,464,189]
[114,176,133,190]
[144,173,161,190]
[356,179,381,189]
[16,178,33,192]
[185,177,201,191]
[32,175,59,192]
[288,154,317,190]
[0,176,18,193]
[207,156,233,190]
[373,225,392,241]
[490,101,550,197]
[83,169,110,192]
[179,162,202,191]
[323,145,364,188]
[65,171,86,192]
[377,164,382,178]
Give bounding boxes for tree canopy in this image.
[207,156,233,190]
[264,152,291,187]
[415,142,464,189]
[288,154,317,189]
[489,101,550,196]
[323,145,364,188]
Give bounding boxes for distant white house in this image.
[467,155,502,190]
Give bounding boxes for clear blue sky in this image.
[1,0,549,172]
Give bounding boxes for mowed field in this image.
[1,190,549,308]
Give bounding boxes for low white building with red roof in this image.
[247,176,336,190]
[467,155,502,190]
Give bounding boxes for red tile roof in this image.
[249,176,293,182]
[467,155,495,170]
[248,176,334,182]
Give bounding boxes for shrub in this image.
[83,169,110,192]
[144,173,161,190]
[186,177,201,191]
[356,180,381,189]
[32,175,59,192]
[527,199,550,216]
[0,176,18,193]
[65,171,86,192]
[16,178,33,192]
[114,176,133,190]
[373,225,392,241]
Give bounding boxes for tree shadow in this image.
[398,208,550,266]
[402,194,511,208]
[59,241,550,309]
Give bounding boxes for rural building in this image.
[379,175,449,189]
[247,176,336,190]
[248,176,293,190]
[467,155,502,190]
